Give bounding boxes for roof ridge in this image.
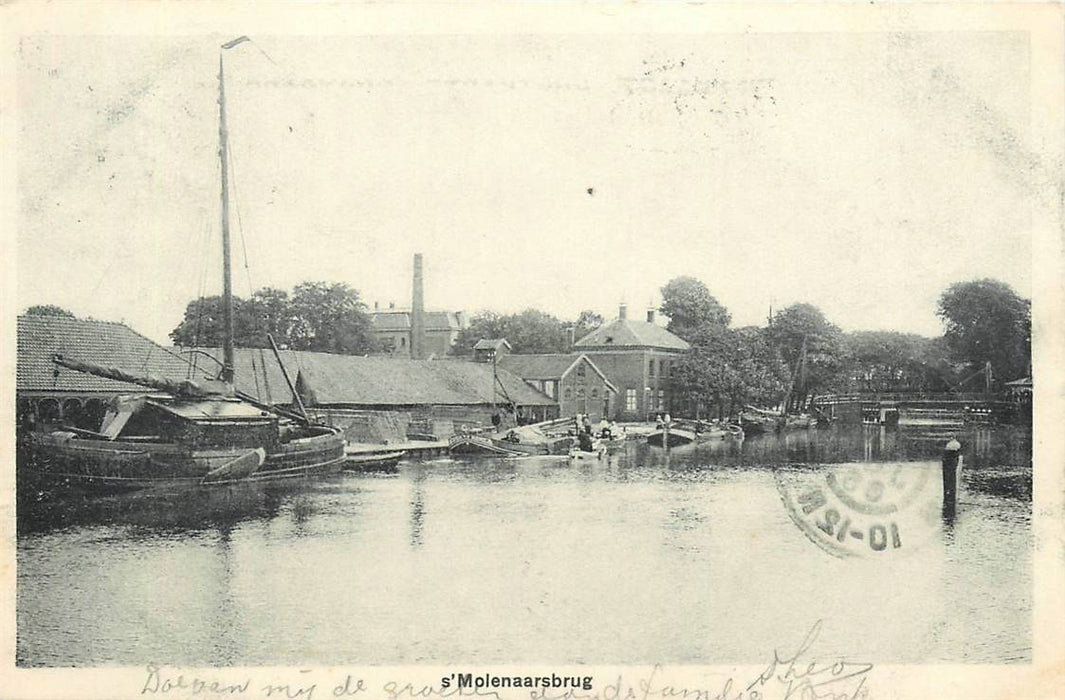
[18,314,129,327]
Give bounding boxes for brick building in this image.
[573,304,689,421]
[499,353,617,422]
[371,308,467,358]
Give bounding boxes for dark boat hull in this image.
[19,428,345,493]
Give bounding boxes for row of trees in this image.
[168,282,380,354]
[449,309,604,355]
[661,276,1031,417]
[28,273,1030,415]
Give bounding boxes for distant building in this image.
[16,315,206,429]
[473,338,511,363]
[371,253,468,358]
[371,308,467,358]
[574,304,689,420]
[499,353,617,422]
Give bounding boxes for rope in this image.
[258,347,274,403]
[226,137,256,298]
[250,350,263,401]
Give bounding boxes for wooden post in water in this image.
[942,436,962,522]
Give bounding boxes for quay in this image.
[345,439,448,459]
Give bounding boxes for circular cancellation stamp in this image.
[775,461,945,558]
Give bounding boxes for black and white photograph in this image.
[2,3,1063,699]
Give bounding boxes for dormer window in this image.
[605,337,614,344]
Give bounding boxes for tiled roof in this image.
[371,310,464,332]
[574,318,690,351]
[498,353,579,379]
[473,338,511,351]
[186,348,555,407]
[500,353,617,393]
[17,315,206,394]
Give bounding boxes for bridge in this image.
[812,392,1008,426]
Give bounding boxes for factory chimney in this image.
[411,253,425,359]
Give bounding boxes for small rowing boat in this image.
[343,450,406,472]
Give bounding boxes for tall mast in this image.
[218,52,234,385]
[218,36,249,386]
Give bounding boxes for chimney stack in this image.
[618,303,627,320]
[411,253,425,360]
[646,308,655,323]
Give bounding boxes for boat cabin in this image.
[94,395,279,449]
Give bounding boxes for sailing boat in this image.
[739,335,818,436]
[21,38,346,492]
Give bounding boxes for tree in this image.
[170,295,257,348]
[243,287,293,347]
[936,278,1031,384]
[573,310,604,343]
[843,331,952,393]
[25,304,75,318]
[767,303,846,405]
[169,282,378,354]
[287,281,378,354]
[659,276,731,342]
[672,325,788,418]
[452,309,571,355]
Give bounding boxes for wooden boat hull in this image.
[448,434,523,456]
[740,411,816,435]
[343,451,406,471]
[568,447,606,460]
[20,427,345,493]
[646,427,697,448]
[646,423,742,447]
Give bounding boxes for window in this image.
[664,360,671,377]
[544,379,557,399]
[658,390,666,410]
[576,388,585,398]
[625,389,636,412]
[576,363,586,378]
[591,388,599,399]
[648,358,655,376]
[400,337,407,348]
[564,386,573,399]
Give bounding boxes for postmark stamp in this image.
[775,460,945,558]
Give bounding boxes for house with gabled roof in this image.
[574,303,690,420]
[371,308,467,358]
[498,353,617,422]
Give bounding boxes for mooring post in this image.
[942,436,962,521]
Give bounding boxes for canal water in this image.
[16,426,1032,667]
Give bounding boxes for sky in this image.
[15,31,1033,344]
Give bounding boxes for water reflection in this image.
[408,462,426,548]
[17,425,1031,667]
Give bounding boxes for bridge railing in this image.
[813,392,1003,406]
